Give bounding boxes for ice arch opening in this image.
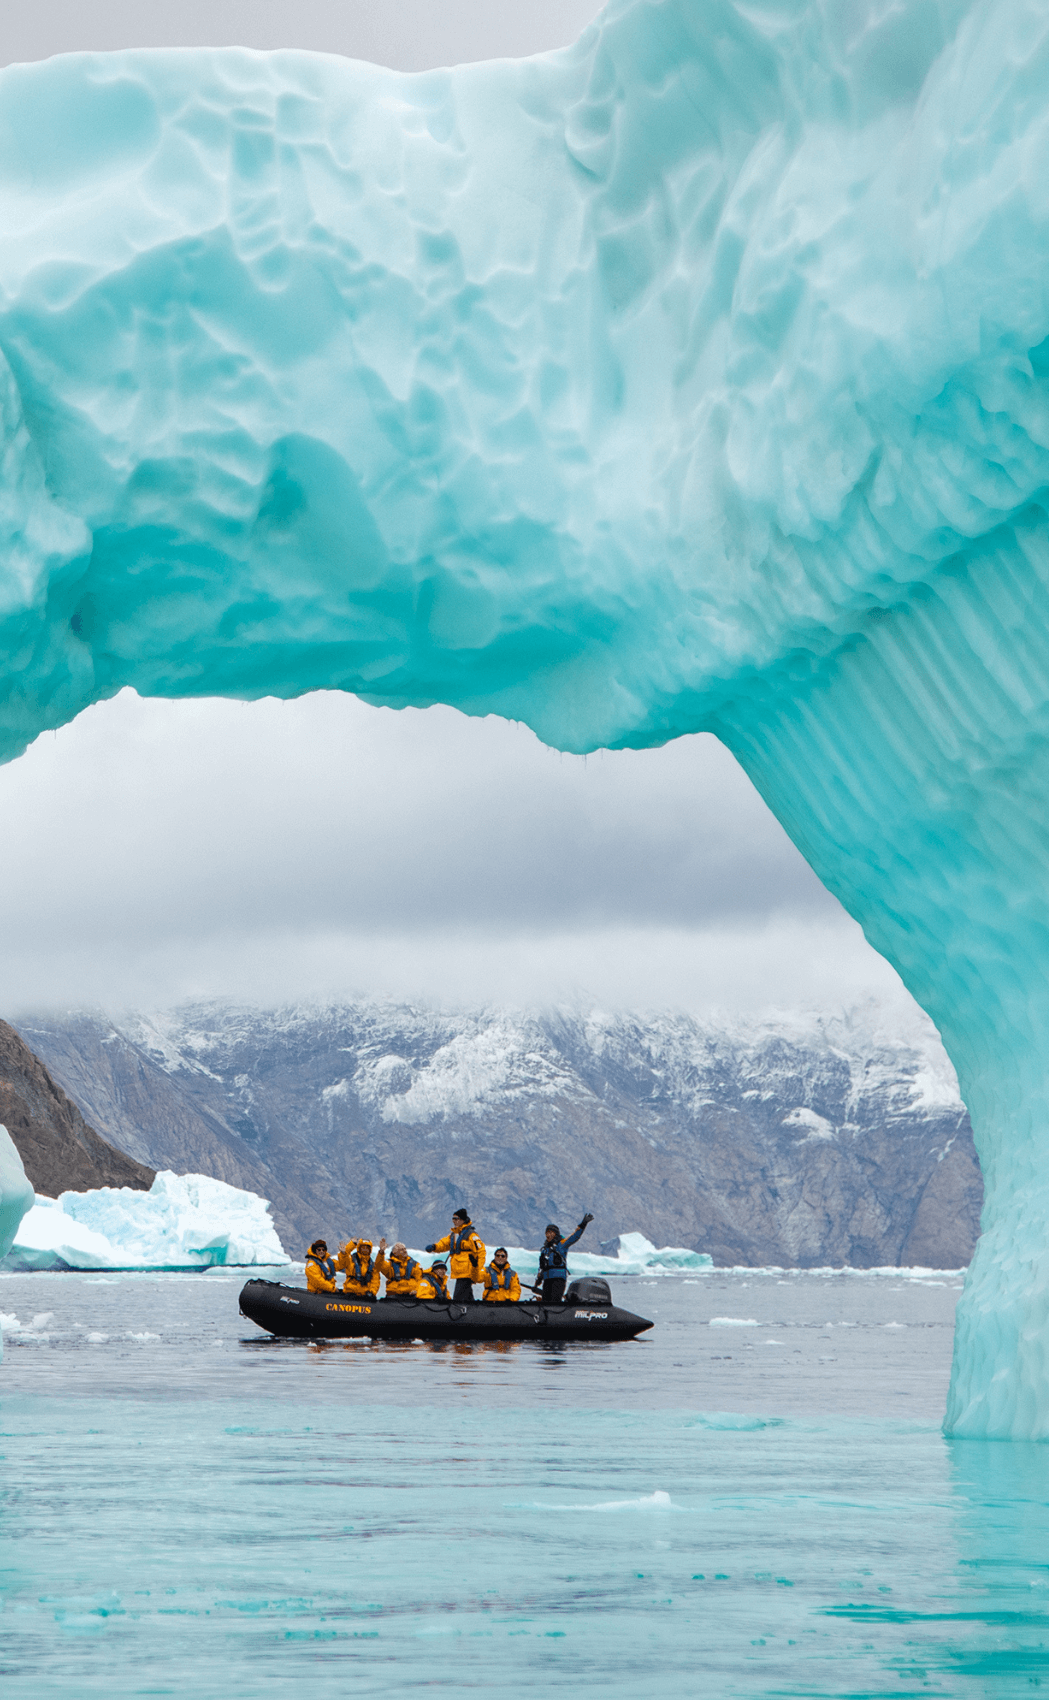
[2,0,1049,1432]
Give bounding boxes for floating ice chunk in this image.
[521,1491,676,1512]
[710,1317,760,1327]
[602,1234,714,1274]
[1,1310,57,1341]
[0,1171,289,1271]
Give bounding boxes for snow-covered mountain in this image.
[12,1001,981,1267]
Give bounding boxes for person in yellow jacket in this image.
[425,1208,485,1302]
[379,1243,421,1296]
[482,1248,521,1302]
[338,1236,385,1297]
[415,1260,449,1300]
[305,1239,338,1293]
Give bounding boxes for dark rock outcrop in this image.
[0,1018,155,1197]
[13,1003,983,1267]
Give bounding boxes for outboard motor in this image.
[563,1277,612,1305]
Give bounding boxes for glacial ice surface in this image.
[3,0,1049,1430]
[0,1125,34,1262]
[0,1172,290,1271]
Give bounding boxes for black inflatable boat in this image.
[239,1276,653,1343]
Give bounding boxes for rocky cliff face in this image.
[13,1002,982,1267]
[0,1019,154,1197]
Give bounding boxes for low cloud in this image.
[0,690,912,1020]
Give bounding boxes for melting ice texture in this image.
[3,0,1049,1431]
[0,1171,290,1273]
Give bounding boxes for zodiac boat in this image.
[239,1276,653,1343]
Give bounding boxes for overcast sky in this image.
[0,2,918,1025]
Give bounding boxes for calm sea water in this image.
[4,1267,1049,1697]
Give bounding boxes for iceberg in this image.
[573,1233,714,1277]
[0,1126,34,1353]
[0,1,1048,1430]
[0,1172,290,1271]
[0,1124,34,1261]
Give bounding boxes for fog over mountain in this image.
[15,1001,981,1269]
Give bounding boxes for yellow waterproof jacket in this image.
[306,1250,338,1293]
[483,1264,521,1302]
[432,1223,486,1280]
[339,1242,381,1297]
[379,1253,421,1296]
[416,1266,449,1300]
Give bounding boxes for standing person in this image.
[535,1214,594,1302]
[482,1248,521,1302]
[379,1242,420,1296]
[426,1208,485,1303]
[416,1260,449,1299]
[340,1236,385,1298]
[305,1239,337,1293]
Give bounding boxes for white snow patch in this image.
[784,1106,835,1141]
[354,1020,582,1125]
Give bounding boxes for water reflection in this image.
[263,1335,585,1364]
[948,1441,1049,1656]
[829,1440,1049,1692]
[949,1439,1049,1572]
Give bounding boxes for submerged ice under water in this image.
[4,1267,1049,1698]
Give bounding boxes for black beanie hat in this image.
[546,1223,560,1237]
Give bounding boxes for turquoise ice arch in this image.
[2,0,1049,1432]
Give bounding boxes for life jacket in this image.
[539,1240,568,1274]
[450,1225,478,1258]
[385,1257,419,1290]
[487,1264,516,1290]
[419,1268,448,1299]
[347,1249,375,1286]
[307,1252,336,1282]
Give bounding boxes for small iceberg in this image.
[584,1233,714,1275]
[483,1231,713,1280]
[0,1171,290,1271]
